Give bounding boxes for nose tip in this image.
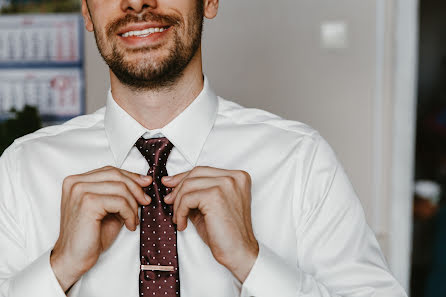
[124,1,156,14]
[134,3,150,13]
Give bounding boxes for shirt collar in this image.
[104,76,219,168]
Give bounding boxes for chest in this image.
[22,141,300,297]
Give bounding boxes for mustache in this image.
[106,11,182,36]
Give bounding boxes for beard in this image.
[90,2,204,91]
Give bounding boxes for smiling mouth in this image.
[119,26,171,38]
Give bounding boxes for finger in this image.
[85,166,153,188]
[74,167,152,206]
[162,166,238,188]
[120,168,153,187]
[164,167,208,214]
[174,189,204,231]
[162,167,211,206]
[163,171,193,212]
[167,176,229,225]
[167,176,225,227]
[83,193,138,231]
[164,177,222,204]
[163,167,241,217]
[161,170,190,187]
[99,194,138,231]
[72,181,140,219]
[119,170,153,205]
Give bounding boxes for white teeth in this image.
[121,27,166,37]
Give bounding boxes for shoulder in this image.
[215,95,340,179]
[216,96,322,145]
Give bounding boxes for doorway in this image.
[411,1,446,297]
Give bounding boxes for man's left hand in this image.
[161,166,259,283]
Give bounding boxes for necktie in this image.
[135,137,180,297]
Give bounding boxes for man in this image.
[0,0,407,296]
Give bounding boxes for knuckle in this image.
[113,180,128,191]
[110,196,130,212]
[106,167,122,178]
[178,203,190,216]
[221,176,236,188]
[182,177,195,189]
[176,203,186,216]
[62,175,75,191]
[111,196,131,212]
[209,191,221,204]
[81,192,96,207]
[71,182,84,196]
[210,185,223,197]
[200,165,211,172]
[111,195,126,204]
[126,184,139,197]
[190,167,199,175]
[113,182,133,198]
[191,166,205,174]
[181,191,193,203]
[115,196,131,208]
[238,170,251,184]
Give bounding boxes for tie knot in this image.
[135,137,174,168]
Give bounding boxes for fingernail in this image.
[163,176,172,181]
[144,193,151,203]
[164,193,171,202]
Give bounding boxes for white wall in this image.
[84,29,109,114]
[203,0,378,227]
[84,0,417,290]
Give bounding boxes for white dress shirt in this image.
[0,77,407,297]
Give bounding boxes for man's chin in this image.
[117,62,169,78]
[112,70,181,91]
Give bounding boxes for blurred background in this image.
[1,0,444,296]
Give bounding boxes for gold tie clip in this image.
[140,264,175,272]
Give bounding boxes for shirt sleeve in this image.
[0,144,67,297]
[240,134,408,297]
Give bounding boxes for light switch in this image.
[320,21,348,49]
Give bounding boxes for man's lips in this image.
[117,23,171,36]
[116,25,172,47]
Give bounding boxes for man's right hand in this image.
[50,166,152,293]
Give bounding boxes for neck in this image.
[109,49,204,130]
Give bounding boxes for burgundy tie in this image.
[135,137,180,297]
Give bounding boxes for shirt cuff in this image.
[240,242,299,297]
[10,248,67,297]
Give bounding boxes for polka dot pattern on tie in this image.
[135,137,180,297]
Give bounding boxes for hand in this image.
[162,166,259,283]
[50,166,153,292]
